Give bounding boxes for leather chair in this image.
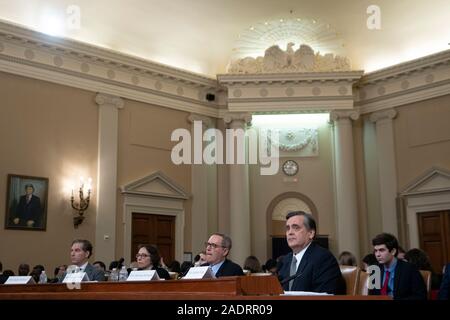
[340,265,360,295]
[419,270,431,299]
[358,271,370,295]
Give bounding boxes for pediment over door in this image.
[400,167,450,196]
[120,171,189,199]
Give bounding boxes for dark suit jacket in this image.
[59,263,106,282]
[15,194,41,225]
[278,242,343,294]
[438,263,450,300]
[369,259,427,300]
[0,274,8,284]
[202,259,244,277]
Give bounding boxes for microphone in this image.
[280,272,303,285]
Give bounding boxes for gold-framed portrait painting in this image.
[4,174,49,231]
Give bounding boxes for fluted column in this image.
[330,110,360,257]
[369,109,398,236]
[188,114,215,256]
[223,112,252,265]
[95,93,124,263]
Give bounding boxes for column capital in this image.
[187,113,214,128]
[369,109,397,123]
[330,110,359,122]
[223,112,252,126]
[95,93,124,109]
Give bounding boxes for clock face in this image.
[282,160,299,176]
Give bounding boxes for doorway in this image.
[417,210,450,274]
[131,213,176,265]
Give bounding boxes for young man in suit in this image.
[369,233,427,300]
[203,233,244,277]
[59,239,105,282]
[13,184,42,228]
[278,211,343,294]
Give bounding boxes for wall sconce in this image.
[71,177,92,228]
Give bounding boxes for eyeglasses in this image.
[136,254,150,259]
[204,242,225,249]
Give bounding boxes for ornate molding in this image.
[0,20,222,117]
[228,43,351,74]
[223,112,252,125]
[369,109,397,123]
[187,113,214,128]
[95,93,124,109]
[329,110,360,122]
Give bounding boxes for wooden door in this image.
[417,211,450,274]
[131,213,176,265]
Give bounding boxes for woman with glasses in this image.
[136,244,171,280]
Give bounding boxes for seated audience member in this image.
[278,211,343,294]
[369,233,427,300]
[439,263,450,300]
[201,233,244,277]
[338,251,357,266]
[0,262,8,284]
[405,248,441,290]
[49,265,66,283]
[2,269,15,280]
[243,255,263,273]
[361,253,378,272]
[59,239,106,282]
[18,263,30,276]
[193,251,207,267]
[262,258,278,276]
[397,246,406,260]
[168,260,181,273]
[136,244,171,280]
[93,261,106,272]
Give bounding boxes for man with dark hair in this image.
[369,233,426,300]
[18,263,30,276]
[278,211,343,294]
[59,239,105,282]
[201,233,244,277]
[13,183,42,228]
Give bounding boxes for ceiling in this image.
[0,0,449,77]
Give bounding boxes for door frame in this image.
[123,195,184,264]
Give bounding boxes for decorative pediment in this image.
[121,171,189,199]
[401,167,450,196]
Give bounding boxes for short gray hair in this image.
[286,211,316,235]
[212,233,232,250]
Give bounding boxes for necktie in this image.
[289,256,297,290]
[381,270,390,295]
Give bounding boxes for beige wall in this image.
[0,71,98,272]
[115,100,192,260]
[394,95,450,190]
[249,124,337,263]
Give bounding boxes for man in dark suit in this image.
[438,263,450,300]
[278,211,343,294]
[59,239,105,282]
[202,233,244,277]
[13,184,42,228]
[369,233,427,300]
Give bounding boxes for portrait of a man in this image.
[5,174,48,231]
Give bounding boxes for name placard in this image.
[126,270,160,281]
[182,266,215,279]
[62,272,89,283]
[4,276,36,285]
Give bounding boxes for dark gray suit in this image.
[59,263,106,282]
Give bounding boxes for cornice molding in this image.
[0,20,222,117]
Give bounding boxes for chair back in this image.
[358,271,370,295]
[419,270,431,299]
[340,265,360,295]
